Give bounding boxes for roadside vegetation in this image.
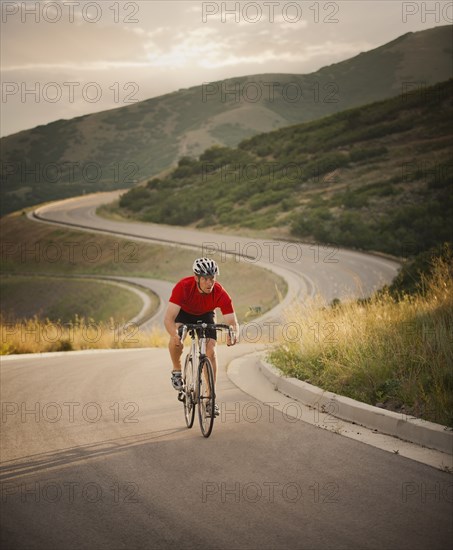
[117,79,452,259]
[269,246,453,427]
[0,316,168,355]
[0,213,287,347]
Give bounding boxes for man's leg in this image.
[169,338,183,371]
[206,339,219,416]
[206,339,218,383]
[169,324,184,390]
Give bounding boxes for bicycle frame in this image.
[185,328,202,399]
[181,324,211,401]
[179,322,235,437]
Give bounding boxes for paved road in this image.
[32,191,400,308]
[2,193,451,549]
[1,347,452,550]
[98,275,174,329]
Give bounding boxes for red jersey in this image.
[169,277,234,316]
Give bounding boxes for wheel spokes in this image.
[198,358,215,437]
[183,355,195,428]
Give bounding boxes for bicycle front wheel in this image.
[183,353,195,428]
[197,357,215,438]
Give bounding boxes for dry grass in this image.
[269,255,453,427]
[0,317,246,354]
[0,316,168,354]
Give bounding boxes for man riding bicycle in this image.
[164,257,239,417]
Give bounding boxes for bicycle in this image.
[177,322,235,438]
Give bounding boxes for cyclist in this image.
[164,257,239,417]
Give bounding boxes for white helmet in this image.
[193,257,219,276]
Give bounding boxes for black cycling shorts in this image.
[175,309,217,340]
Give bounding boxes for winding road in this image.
[2,192,452,550]
[31,191,400,318]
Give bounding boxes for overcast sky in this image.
[1,0,452,137]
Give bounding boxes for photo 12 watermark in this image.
[2,82,140,105]
[2,400,140,424]
[201,80,339,105]
[218,399,340,425]
[2,240,140,264]
[1,161,140,185]
[1,319,142,347]
[2,480,140,504]
[201,480,340,503]
[1,1,140,24]
[402,321,453,346]
[234,320,340,345]
[201,2,340,24]
[401,81,451,103]
[401,2,453,23]
[202,240,340,264]
[401,482,453,503]
[401,161,452,185]
[200,159,342,185]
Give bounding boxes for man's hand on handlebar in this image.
[172,331,184,348]
[227,326,237,346]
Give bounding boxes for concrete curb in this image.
[259,356,453,455]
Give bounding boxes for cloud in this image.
[1,20,148,68]
[139,22,372,71]
[1,0,449,136]
[274,14,309,31]
[196,44,364,69]
[2,61,152,72]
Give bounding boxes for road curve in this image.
[31,191,400,315]
[4,194,451,550]
[95,275,174,329]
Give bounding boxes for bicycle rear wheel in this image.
[183,353,195,428]
[197,357,215,438]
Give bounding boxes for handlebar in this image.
[179,322,237,345]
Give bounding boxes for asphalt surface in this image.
[2,347,452,550]
[98,275,174,329]
[2,192,451,549]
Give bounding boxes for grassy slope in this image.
[269,254,453,427]
[0,213,287,324]
[117,79,453,257]
[0,276,146,323]
[1,25,452,215]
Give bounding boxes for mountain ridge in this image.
[1,24,452,216]
[117,78,453,258]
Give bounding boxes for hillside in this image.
[0,212,287,325]
[1,25,452,216]
[117,79,453,257]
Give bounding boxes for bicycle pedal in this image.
[177,391,185,402]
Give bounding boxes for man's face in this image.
[196,275,215,293]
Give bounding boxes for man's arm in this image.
[164,302,183,347]
[223,312,239,345]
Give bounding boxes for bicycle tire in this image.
[183,353,195,428]
[197,357,215,438]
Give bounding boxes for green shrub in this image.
[349,146,388,162]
